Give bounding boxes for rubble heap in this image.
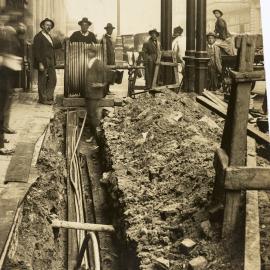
[101,91,241,270]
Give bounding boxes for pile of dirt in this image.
[4,111,67,270]
[101,91,241,269]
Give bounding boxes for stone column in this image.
[115,0,124,65]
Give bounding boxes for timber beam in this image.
[214,148,270,191]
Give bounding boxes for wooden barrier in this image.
[210,34,270,240]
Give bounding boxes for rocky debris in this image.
[153,257,170,270]
[180,238,197,255]
[200,220,214,239]
[188,256,208,270]
[101,91,240,269]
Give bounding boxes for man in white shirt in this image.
[172,26,184,83]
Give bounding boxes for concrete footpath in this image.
[0,70,63,267]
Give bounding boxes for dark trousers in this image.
[0,68,11,148]
[144,60,155,89]
[38,66,57,102]
[85,98,102,136]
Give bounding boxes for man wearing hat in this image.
[213,9,234,55]
[33,18,61,105]
[142,28,160,89]
[172,26,184,83]
[206,32,222,91]
[70,17,97,44]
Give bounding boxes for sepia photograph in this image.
[0,0,269,269]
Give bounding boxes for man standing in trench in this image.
[85,46,108,143]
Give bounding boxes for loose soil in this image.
[101,90,243,270]
[4,111,67,270]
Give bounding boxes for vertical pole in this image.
[117,0,120,36]
[194,0,209,94]
[183,0,196,91]
[160,0,172,84]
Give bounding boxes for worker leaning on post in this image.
[85,46,109,143]
[206,32,222,91]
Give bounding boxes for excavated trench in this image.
[2,109,138,270]
[3,91,268,270]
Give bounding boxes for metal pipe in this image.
[183,0,196,91]
[161,0,173,84]
[194,0,209,94]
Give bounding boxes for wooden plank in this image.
[63,98,121,108]
[222,81,251,238]
[4,142,36,183]
[158,61,178,67]
[225,167,270,190]
[52,219,115,232]
[0,183,31,266]
[244,137,260,270]
[196,96,270,145]
[212,148,229,203]
[230,70,265,82]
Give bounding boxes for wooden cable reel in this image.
[64,40,105,98]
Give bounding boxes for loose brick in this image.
[179,238,196,254]
[188,256,208,270]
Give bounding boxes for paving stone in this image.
[180,238,196,254]
[188,256,208,270]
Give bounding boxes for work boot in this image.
[2,127,16,134]
[0,148,15,155]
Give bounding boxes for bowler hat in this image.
[40,18,54,29]
[206,32,216,38]
[104,23,115,29]
[148,28,159,37]
[173,26,183,37]
[213,9,223,16]
[78,17,92,26]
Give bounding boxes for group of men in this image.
[33,17,116,105]
[142,8,234,91]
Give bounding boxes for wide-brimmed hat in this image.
[78,17,92,26]
[104,23,115,30]
[148,28,159,36]
[206,32,217,38]
[40,18,54,29]
[213,9,223,16]
[173,26,183,37]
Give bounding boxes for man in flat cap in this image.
[142,29,160,89]
[70,17,97,44]
[206,32,222,91]
[33,18,62,105]
[172,26,184,83]
[213,9,234,55]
